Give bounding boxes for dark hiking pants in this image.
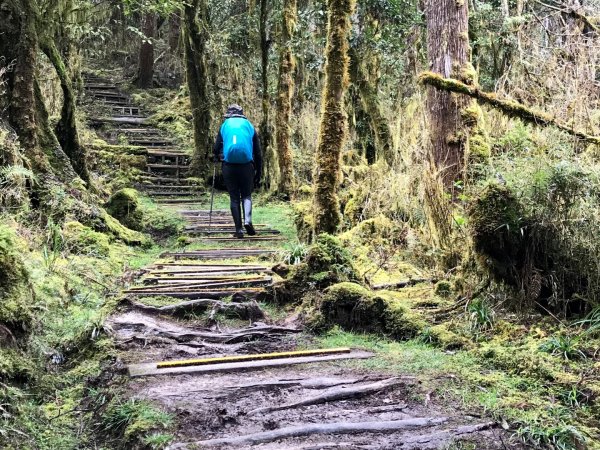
[222,162,254,231]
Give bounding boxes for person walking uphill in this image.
[214,104,262,238]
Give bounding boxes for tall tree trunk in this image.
[4,0,48,173]
[41,40,90,182]
[137,13,155,89]
[348,46,393,165]
[275,0,297,199]
[424,0,471,189]
[259,0,273,189]
[183,0,211,176]
[169,13,181,52]
[312,0,355,235]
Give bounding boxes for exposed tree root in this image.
[419,72,600,145]
[125,298,265,320]
[247,377,413,416]
[107,312,300,344]
[162,377,368,398]
[291,422,496,449]
[168,418,448,448]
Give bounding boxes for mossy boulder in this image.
[105,188,143,231]
[311,282,428,340]
[340,215,408,247]
[63,221,111,256]
[271,234,359,304]
[0,225,32,333]
[469,182,529,287]
[320,282,388,333]
[101,211,151,247]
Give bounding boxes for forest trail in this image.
[87,79,508,449]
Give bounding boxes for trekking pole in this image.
[208,162,217,230]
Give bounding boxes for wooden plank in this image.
[156,347,351,368]
[128,350,373,377]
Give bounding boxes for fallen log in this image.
[168,417,448,448]
[247,377,413,416]
[125,298,265,320]
[419,72,600,145]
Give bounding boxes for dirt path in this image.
[87,78,512,449]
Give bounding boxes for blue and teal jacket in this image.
[213,114,262,176]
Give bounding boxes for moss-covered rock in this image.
[105,188,143,231]
[101,211,151,247]
[320,282,387,333]
[469,182,529,287]
[0,225,32,332]
[63,221,111,256]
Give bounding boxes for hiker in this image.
[213,104,262,238]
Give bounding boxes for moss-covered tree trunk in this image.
[259,0,273,189]
[137,12,155,89]
[275,0,297,199]
[348,46,392,165]
[312,0,355,235]
[424,0,472,188]
[183,0,211,176]
[41,40,90,182]
[3,0,49,174]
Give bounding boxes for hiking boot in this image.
[244,223,257,236]
[233,229,244,239]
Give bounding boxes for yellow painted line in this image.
[156,347,352,369]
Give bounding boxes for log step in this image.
[147,164,191,169]
[124,287,264,299]
[162,249,276,260]
[145,191,204,197]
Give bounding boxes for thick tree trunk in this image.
[259,0,273,189]
[424,0,471,188]
[183,0,211,176]
[275,0,297,199]
[41,40,90,182]
[4,0,48,173]
[312,0,355,235]
[137,13,155,89]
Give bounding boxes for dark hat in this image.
[225,104,244,118]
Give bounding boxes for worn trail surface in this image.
[90,78,513,449]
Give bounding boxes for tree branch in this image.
[419,72,600,145]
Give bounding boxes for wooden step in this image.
[90,117,149,125]
[84,84,117,90]
[112,106,141,115]
[146,191,204,197]
[138,175,196,184]
[147,164,190,169]
[130,140,174,147]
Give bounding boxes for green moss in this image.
[384,300,428,339]
[0,224,32,330]
[102,211,151,247]
[469,182,527,287]
[63,221,111,256]
[434,280,452,298]
[429,323,471,350]
[106,188,143,231]
[0,348,34,381]
[293,200,314,242]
